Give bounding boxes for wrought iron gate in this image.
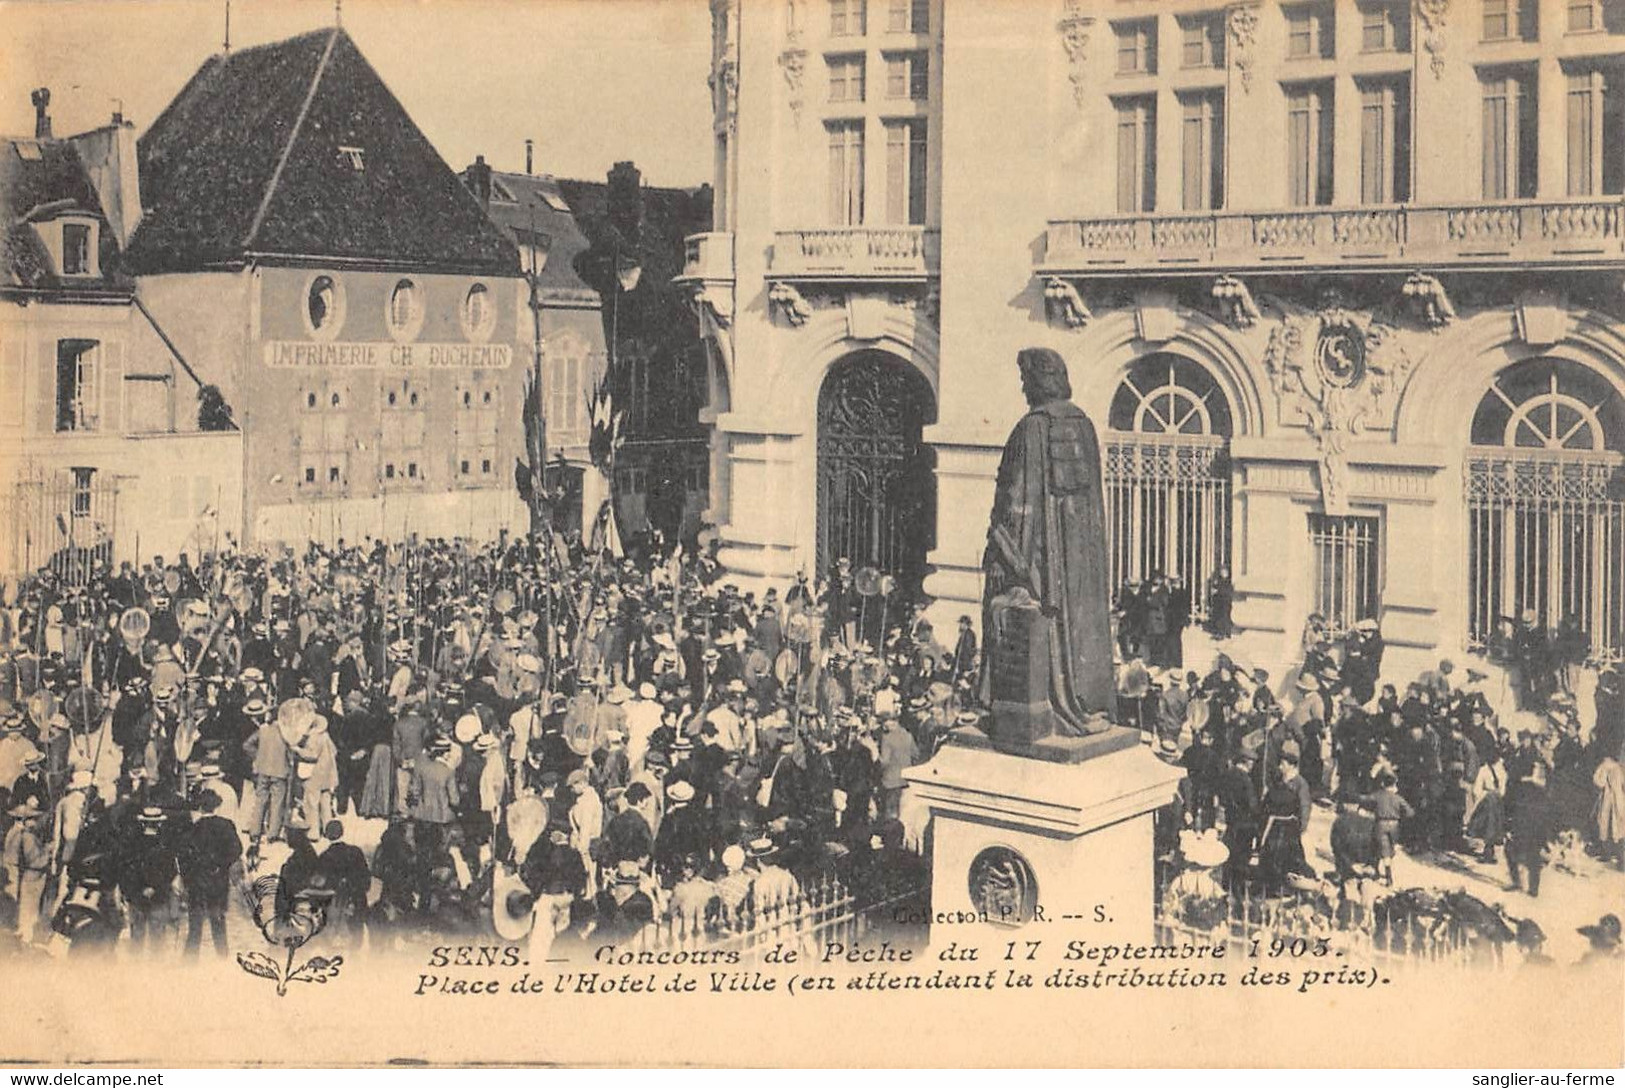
[1466,453,1625,661]
[4,470,120,585]
[1309,513,1381,632]
[816,352,934,590]
[1103,434,1231,622]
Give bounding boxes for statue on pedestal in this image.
[977,347,1116,749]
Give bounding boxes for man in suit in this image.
[409,736,458,913]
[177,790,242,955]
[316,819,371,947]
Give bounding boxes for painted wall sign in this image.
[263,341,513,369]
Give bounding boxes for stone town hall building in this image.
[682,0,1625,675]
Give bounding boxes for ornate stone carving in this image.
[778,44,808,123]
[1212,275,1261,329]
[768,281,813,326]
[709,60,739,135]
[1401,272,1455,329]
[1417,0,1448,79]
[1227,5,1260,93]
[778,0,808,127]
[890,284,941,327]
[688,283,733,330]
[1055,1,1094,110]
[1262,309,1417,515]
[709,0,740,131]
[1043,277,1091,329]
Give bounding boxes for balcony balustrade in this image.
[1039,198,1625,277]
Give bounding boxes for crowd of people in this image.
[1143,608,1624,961]
[0,536,956,960]
[2,532,1621,967]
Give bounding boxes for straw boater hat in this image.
[454,714,483,745]
[472,733,499,753]
[667,779,696,804]
[954,710,981,728]
[1179,828,1229,869]
[492,866,537,941]
[1296,674,1320,693]
[7,796,44,820]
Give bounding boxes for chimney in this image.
[66,111,143,246]
[608,160,643,240]
[112,114,143,246]
[467,154,492,210]
[31,87,51,139]
[525,139,534,176]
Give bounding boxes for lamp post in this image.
[525,201,554,679]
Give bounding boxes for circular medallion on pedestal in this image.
[967,845,1039,927]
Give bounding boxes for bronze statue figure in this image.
[978,347,1116,746]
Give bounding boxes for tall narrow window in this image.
[1180,92,1225,210]
[830,0,866,37]
[1483,0,1537,41]
[1285,3,1335,58]
[886,0,927,33]
[1482,71,1538,199]
[1180,13,1225,68]
[1116,97,1157,212]
[1567,0,1600,31]
[55,339,100,433]
[1115,20,1157,75]
[1360,79,1412,203]
[1359,1,1411,50]
[828,54,866,102]
[885,51,928,99]
[60,223,92,276]
[1567,68,1625,195]
[885,119,928,224]
[1287,84,1335,206]
[828,121,866,225]
[70,467,94,519]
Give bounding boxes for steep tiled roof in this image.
[127,28,519,276]
[472,170,598,296]
[0,136,127,294]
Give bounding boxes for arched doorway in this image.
[816,350,936,594]
[1465,356,1625,660]
[1104,353,1234,620]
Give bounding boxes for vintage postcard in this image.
[0,0,1621,1069]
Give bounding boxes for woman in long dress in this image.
[1466,754,1509,863]
[358,722,394,819]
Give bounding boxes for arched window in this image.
[1103,353,1233,628]
[1109,354,1233,437]
[1471,357,1624,453]
[1465,357,1625,662]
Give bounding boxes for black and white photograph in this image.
[0,0,1621,1070]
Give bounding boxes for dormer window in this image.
[337,145,365,171]
[59,221,95,276]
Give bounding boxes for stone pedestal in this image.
[902,731,1184,945]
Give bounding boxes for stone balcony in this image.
[1038,197,1625,279]
[768,226,940,283]
[676,230,735,285]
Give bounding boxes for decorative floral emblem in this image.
[968,846,1038,927]
[237,874,344,997]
